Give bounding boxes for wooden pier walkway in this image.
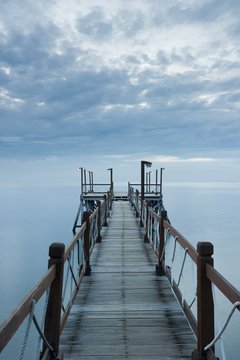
[60,201,196,359]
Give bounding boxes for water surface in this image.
[1,183,240,359]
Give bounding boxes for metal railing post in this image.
[96,200,102,243]
[43,242,65,358]
[192,242,215,360]
[156,210,167,276]
[82,211,91,276]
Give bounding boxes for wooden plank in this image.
[60,202,196,359]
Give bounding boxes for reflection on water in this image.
[1,183,240,359]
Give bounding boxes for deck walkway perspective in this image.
[60,201,196,359]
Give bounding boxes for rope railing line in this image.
[64,223,86,261]
[177,247,188,287]
[62,255,70,311]
[211,283,227,360]
[189,260,197,310]
[170,237,179,286]
[163,229,196,311]
[188,292,197,309]
[163,221,198,264]
[171,236,178,263]
[18,299,35,360]
[33,315,56,358]
[204,301,240,352]
[35,288,50,360]
[160,227,171,263]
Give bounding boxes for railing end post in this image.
[156,209,167,276]
[49,242,65,260]
[44,242,65,357]
[194,241,215,359]
[161,209,167,219]
[197,242,213,256]
[82,211,92,276]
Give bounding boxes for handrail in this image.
[0,193,111,358]
[84,183,111,186]
[64,223,86,262]
[0,265,56,353]
[163,220,198,264]
[148,206,161,221]
[129,186,240,359]
[206,264,240,307]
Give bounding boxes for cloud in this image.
[150,155,216,163]
[77,8,113,39]
[0,0,240,165]
[0,136,23,143]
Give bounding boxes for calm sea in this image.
[0,183,240,359]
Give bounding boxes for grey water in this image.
[0,183,240,359]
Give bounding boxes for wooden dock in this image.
[60,201,196,359]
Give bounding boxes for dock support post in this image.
[103,195,108,227]
[82,211,92,276]
[107,191,110,217]
[43,242,65,358]
[192,242,216,360]
[144,201,150,243]
[96,200,102,243]
[140,197,144,227]
[156,210,167,276]
[135,190,139,218]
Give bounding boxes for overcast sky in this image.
[1,0,240,186]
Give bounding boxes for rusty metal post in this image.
[96,200,102,243]
[103,195,108,227]
[43,242,65,357]
[192,242,215,360]
[82,211,91,276]
[156,210,167,276]
[144,201,150,243]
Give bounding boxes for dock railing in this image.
[72,187,113,234]
[129,186,240,360]
[0,193,111,360]
[128,182,161,195]
[83,183,112,194]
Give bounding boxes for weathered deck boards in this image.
[60,202,196,359]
